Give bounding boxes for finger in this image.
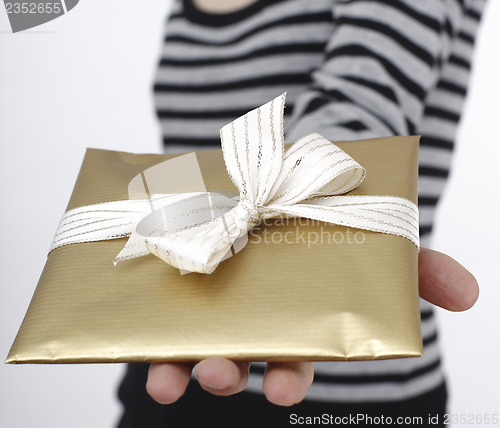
[195,357,250,396]
[418,247,479,312]
[262,362,314,406]
[146,362,194,404]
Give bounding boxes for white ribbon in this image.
[50,94,419,274]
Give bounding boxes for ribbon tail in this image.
[113,231,150,265]
[145,215,242,274]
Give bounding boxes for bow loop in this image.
[267,133,366,207]
[220,94,285,206]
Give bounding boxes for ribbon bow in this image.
[50,94,419,274]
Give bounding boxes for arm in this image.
[148,0,481,406]
[286,0,455,142]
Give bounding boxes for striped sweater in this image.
[153,0,486,403]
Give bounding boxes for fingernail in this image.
[195,361,230,391]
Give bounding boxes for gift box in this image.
[6,95,422,364]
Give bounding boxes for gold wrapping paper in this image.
[6,136,422,364]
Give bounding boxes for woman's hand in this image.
[146,248,478,406]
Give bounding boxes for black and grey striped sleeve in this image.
[418,0,486,239]
[287,0,485,143]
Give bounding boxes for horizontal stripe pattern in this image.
[159,42,326,66]
[153,0,486,404]
[160,23,334,60]
[156,53,322,84]
[165,12,333,46]
[165,1,333,43]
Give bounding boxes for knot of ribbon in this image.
[50,93,419,274]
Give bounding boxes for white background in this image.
[0,1,499,427]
